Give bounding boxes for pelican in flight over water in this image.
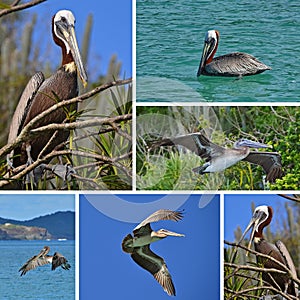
[19,246,71,276]
[197,30,271,77]
[122,209,184,296]
[238,205,298,296]
[150,133,282,183]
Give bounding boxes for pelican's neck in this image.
[52,17,74,67]
[206,31,219,65]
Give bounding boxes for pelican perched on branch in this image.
[238,205,298,296]
[197,30,271,77]
[19,246,71,276]
[122,209,184,296]
[7,10,87,176]
[150,133,282,183]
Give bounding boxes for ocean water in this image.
[0,240,75,299]
[136,0,300,102]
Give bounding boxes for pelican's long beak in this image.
[237,215,262,255]
[236,139,272,149]
[164,230,185,237]
[197,42,211,77]
[56,20,88,87]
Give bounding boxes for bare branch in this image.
[0,0,47,18]
[278,194,300,203]
[225,240,300,285]
[31,114,132,133]
[0,78,132,158]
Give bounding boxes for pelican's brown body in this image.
[150,133,282,183]
[122,209,184,296]
[239,206,298,296]
[8,10,87,168]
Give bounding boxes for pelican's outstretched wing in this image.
[276,240,299,296]
[243,152,283,183]
[149,132,224,159]
[52,252,71,271]
[19,246,51,276]
[134,209,184,231]
[131,245,176,296]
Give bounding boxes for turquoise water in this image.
[137,0,300,102]
[0,240,75,299]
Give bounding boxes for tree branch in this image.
[31,114,132,133]
[278,194,300,203]
[0,0,47,17]
[0,78,132,158]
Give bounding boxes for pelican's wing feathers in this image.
[276,240,299,295]
[131,245,176,296]
[206,52,271,76]
[7,72,44,144]
[243,151,283,183]
[52,252,71,271]
[134,209,184,231]
[150,132,224,159]
[19,248,51,276]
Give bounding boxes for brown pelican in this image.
[7,10,87,172]
[19,246,71,276]
[238,205,298,296]
[197,30,271,77]
[122,209,184,296]
[150,133,282,183]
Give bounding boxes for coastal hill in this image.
[0,211,75,240]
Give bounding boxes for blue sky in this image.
[24,0,132,80]
[80,194,220,300]
[0,194,75,220]
[224,194,294,243]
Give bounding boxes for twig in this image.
[31,114,132,133]
[278,194,300,203]
[0,0,47,17]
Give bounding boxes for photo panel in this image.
[224,193,300,299]
[0,0,132,191]
[136,105,299,191]
[79,193,220,299]
[136,0,298,102]
[0,194,75,299]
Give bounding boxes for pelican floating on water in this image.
[19,246,71,276]
[7,10,87,172]
[197,30,271,77]
[238,205,298,296]
[122,209,184,296]
[150,133,282,183]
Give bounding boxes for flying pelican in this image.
[197,30,271,77]
[150,133,282,183]
[122,209,184,296]
[19,246,71,276]
[238,205,298,296]
[7,10,87,173]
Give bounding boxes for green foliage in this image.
[224,246,264,299]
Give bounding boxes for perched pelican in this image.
[238,205,298,296]
[150,133,282,183]
[122,209,184,296]
[7,10,87,171]
[19,246,71,276]
[197,30,271,77]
